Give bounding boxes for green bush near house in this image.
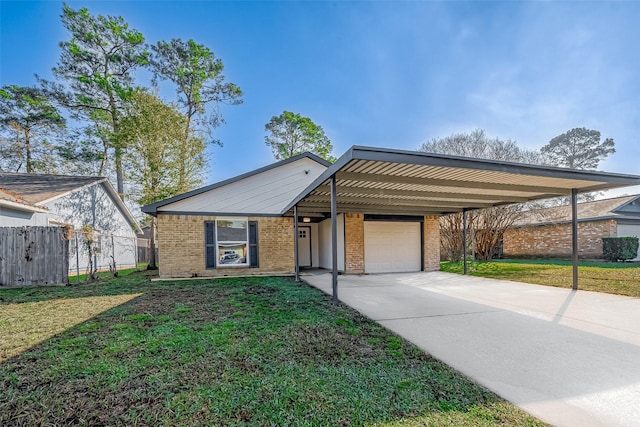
[602,237,639,262]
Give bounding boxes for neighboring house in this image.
[503,195,640,260]
[142,147,640,280]
[136,225,156,263]
[0,173,142,273]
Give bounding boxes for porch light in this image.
[302,217,311,223]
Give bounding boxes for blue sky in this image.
[2,1,639,194]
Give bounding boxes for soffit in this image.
[285,147,640,217]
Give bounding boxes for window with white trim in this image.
[217,219,248,266]
[205,219,258,269]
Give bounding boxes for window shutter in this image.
[249,221,259,268]
[205,222,216,268]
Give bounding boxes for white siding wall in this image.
[297,222,320,267]
[159,157,327,214]
[318,214,345,271]
[47,183,138,273]
[616,223,640,261]
[0,207,52,226]
[310,223,320,267]
[1,182,139,275]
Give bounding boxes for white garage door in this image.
[617,224,640,261]
[364,221,421,273]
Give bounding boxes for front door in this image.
[297,226,312,267]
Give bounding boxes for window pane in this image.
[218,243,247,264]
[216,220,247,241]
[217,219,248,266]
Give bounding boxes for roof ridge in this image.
[0,171,104,180]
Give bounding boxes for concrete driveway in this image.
[302,271,640,427]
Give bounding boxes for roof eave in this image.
[281,147,355,214]
[349,145,640,185]
[142,152,331,215]
[611,194,640,214]
[0,199,49,213]
[281,146,640,216]
[100,181,143,234]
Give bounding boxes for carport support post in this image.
[571,188,579,290]
[331,174,338,303]
[294,205,300,282]
[463,209,468,275]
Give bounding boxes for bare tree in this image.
[419,129,544,261]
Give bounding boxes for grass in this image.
[67,263,149,283]
[441,259,640,297]
[0,272,545,426]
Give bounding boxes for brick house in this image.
[142,146,640,280]
[141,151,442,279]
[503,195,640,260]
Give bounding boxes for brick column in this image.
[344,213,364,274]
[424,215,440,271]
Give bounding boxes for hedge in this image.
[602,236,639,262]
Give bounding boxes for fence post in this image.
[75,231,80,283]
[111,234,116,275]
[135,235,139,271]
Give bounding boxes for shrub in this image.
[602,237,639,262]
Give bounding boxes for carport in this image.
[283,146,640,301]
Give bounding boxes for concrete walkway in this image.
[302,271,640,427]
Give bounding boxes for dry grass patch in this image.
[0,294,141,362]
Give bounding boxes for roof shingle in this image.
[0,173,103,204]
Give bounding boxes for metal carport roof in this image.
[283,145,640,301]
[283,146,640,217]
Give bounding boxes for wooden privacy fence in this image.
[0,227,69,287]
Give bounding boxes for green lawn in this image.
[0,272,545,426]
[441,259,640,297]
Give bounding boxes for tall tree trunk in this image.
[109,89,125,199]
[178,111,193,193]
[24,128,32,173]
[115,145,124,197]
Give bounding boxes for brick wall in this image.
[503,219,617,259]
[344,213,364,273]
[157,214,294,278]
[424,215,441,270]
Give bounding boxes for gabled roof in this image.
[0,173,103,204]
[0,187,49,213]
[513,195,640,227]
[284,146,640,216]
[141,152,331,215]
[0,172,141,233]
